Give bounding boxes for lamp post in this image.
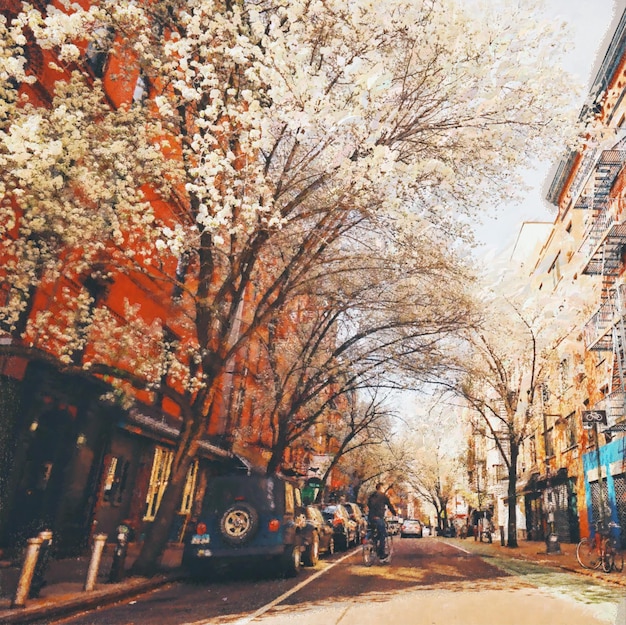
[592,419,607,524]
[542,410,562,554]
[582,410,608,529]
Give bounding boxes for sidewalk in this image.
[441,535,626,588]
[0,543,185,625]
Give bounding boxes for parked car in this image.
[435,525,455,537]
[300,505,335,565]
[386,516,401,536]
[321,504,357,550]
[182,473,307,578]
[400,518,423,538]
[343,502,367,544]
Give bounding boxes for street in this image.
[51,538,625,625]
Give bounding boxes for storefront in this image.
[582,436,626,548]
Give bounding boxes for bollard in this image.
[12,537,43,608]
[108,522,133,583]
[84,533,108,591]
[29,530,53,598]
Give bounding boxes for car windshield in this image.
[322,506,341,519]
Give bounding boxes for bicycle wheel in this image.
[576,538,601,569]
[362,542,375,567]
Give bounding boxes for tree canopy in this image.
[0,0,581,571]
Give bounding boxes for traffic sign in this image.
[582,410,607,425]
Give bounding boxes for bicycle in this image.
[362,524,393,566]
[576,521,623,573]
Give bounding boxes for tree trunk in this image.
[506,441,519,548]
[131,455,192,576]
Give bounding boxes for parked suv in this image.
[182,473,307,578]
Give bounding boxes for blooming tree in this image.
[438,257,597,547]
[1,0,579,570]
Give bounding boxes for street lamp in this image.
[581,410,609,529]
[542,410,566,554]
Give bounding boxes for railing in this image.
[594,391,626,426]
[579,199,622,262]
[583,283,626,350]
[584,298,616,350]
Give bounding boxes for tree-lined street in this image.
[47,539,624,625]
[2,1,626,623]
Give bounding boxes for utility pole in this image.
[593,420,607,524]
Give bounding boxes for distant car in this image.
[400,519,423,538]
[343,502,367,544]
[301,505,335,565]
[321,504,357,550]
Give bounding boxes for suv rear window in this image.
[202,475,285,514]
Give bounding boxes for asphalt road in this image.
[52,538,625,625]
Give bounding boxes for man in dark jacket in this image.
[367,483,397,559]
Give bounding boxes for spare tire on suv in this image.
[219,502,259,544]
[183,473,306,578]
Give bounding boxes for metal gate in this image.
[551,483,572,543]
[614,474,626,548]
[590,480,610,525]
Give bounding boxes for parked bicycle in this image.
[362,523,393,566]
[576,520,623,573]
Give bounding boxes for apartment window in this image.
[545,427,555,458]
[559,358,570,392]
[144,448,199,520]
[565,412,577,449]
[495,464,508,482]
[86,26,114,78]
[530,435,537,465]
[179,461,198,515]
[549,253,562,288]
[102,456,131,506]
[133,73,149,104]
[144,446,173,521]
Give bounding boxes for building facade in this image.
[0,0,340,559]
[468,9,626,547]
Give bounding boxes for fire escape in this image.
[580,148,626,430]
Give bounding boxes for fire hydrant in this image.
[108,521,134,583]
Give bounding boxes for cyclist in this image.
[367,483,397,559]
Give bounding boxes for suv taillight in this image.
[196,522,207,535]
[268,519,280,532]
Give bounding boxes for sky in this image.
[474,0,623,256]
